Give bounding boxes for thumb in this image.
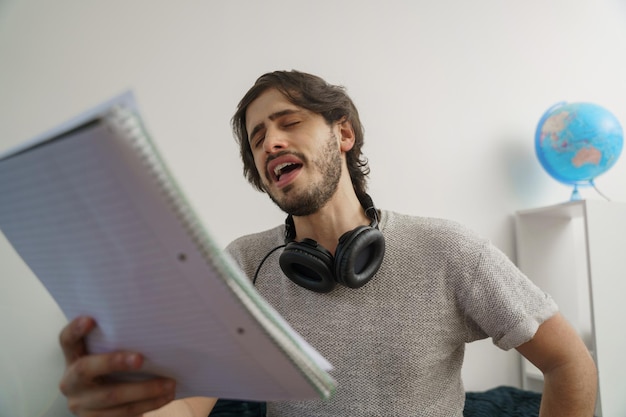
[59,316,96,365]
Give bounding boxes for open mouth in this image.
[273,162,302,182]
[267,154,304,187]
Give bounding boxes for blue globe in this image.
[535,102,623,199]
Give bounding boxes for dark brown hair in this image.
[231,70,370,198]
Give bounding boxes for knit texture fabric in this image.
[225,210,557,417]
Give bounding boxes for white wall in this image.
[1,1,625,416]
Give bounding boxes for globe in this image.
[535,102,623,200]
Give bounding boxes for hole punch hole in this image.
[178,253,187,262]
[237,328,245,335]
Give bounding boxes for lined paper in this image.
[0,94,334,401]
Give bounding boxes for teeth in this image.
[274,162,294,177]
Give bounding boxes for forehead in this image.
[245,88,299,133]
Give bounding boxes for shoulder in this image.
[380,209,487,253]
[226,224,284,253]
[225,224,285,270]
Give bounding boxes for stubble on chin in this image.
[269,186,325,217]
[263,131,342,217]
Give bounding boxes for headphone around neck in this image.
[278,194,386,293]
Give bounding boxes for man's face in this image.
[245,88,343,216]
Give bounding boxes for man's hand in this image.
[59,316,177,416]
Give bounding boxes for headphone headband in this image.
[358,193,380,228]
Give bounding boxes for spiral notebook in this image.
[0,92,336,401]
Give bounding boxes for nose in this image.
[263,126,288,153]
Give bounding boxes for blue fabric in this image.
[463,386,541,417]
[208,399,266,417]
[207,386,541,417]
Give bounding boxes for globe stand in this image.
[570,185,582,201]
[569,180,611,202]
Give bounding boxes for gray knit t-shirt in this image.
[225,210,557,417]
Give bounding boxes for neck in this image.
[290,188,371,255]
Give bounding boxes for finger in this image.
[59,316,96,365]
[78,378,176,411]
[60,351,144,395]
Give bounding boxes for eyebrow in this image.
[248,109,303,143]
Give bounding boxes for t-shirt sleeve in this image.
[459,240,559,351]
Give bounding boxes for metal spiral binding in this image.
[102,105,335,398]
[103,105,219,266]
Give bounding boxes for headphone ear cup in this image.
[279,239,337,293]
[334,226,386,288]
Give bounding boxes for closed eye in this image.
[283,120,300,128]
[252,134,265,149]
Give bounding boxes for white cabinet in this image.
[514,200,626,417]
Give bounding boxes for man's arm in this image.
[516,312,598,417]
[144,397,217,417]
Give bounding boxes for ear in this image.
[337,118,355,152]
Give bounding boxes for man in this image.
[59,70,598,416]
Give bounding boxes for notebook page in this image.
[0,118,330,401]
[103,106,333,395]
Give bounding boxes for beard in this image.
[266,132,342,216]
